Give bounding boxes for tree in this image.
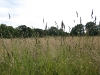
[0,24,15,38]
[16,25,34,38]
[58,28,67,36]
[33,28,44,37]
[70,24,84,36]
[48,26,59,36]
[7,26,16,38]
[16,25,28,37]
[27,27,33,37]
[0,24,8,38]
[85,22,96,36]
[0,24,20,38]
[70,26,77,36]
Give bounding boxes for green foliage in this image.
[70,21,100,36]
[0,24,16,38]
[0,24,69,38]
[1,21,100,38]
[33,28,44,37]
[48,26,68,36]
[85,22,95,36]
[48,26,59,36]
[16,25,33,38]
[70,24,84,36]
[85,22,100,36]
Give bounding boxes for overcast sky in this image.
[0,0,100,32]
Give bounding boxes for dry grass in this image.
[0,36,100,75]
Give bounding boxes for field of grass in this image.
[0,36,100,75]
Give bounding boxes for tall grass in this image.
[0,36,100,75]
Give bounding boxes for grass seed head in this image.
[94,16,96,24]
[73,20,75,23]
[76,11,78,17]
[80,17,82,24]
[8,13,11,19]
[91,9,93,19]
[55,21,59,29]
[45,22,47,30]
[43,17,44,23]
[61,20,65,31]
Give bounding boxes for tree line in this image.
[70,21,100,36]
[0,20,100,38]
[0,23,68,38]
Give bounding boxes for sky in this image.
[0,0,100,32]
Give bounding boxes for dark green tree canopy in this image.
[48,26,59,36]
[1,20,100,38]
[85,22,98,36]
[70,24,84,36]
[85,22,95,30]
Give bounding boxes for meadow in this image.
[0,36,100,75]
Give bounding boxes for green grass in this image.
[0,36,100,75]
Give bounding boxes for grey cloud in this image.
[0,0,23,19]
[0,0,23,8]
[0,8,19,18]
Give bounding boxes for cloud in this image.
[0,0,25,20]
[0,0,23,8]
[0,0,100,32]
